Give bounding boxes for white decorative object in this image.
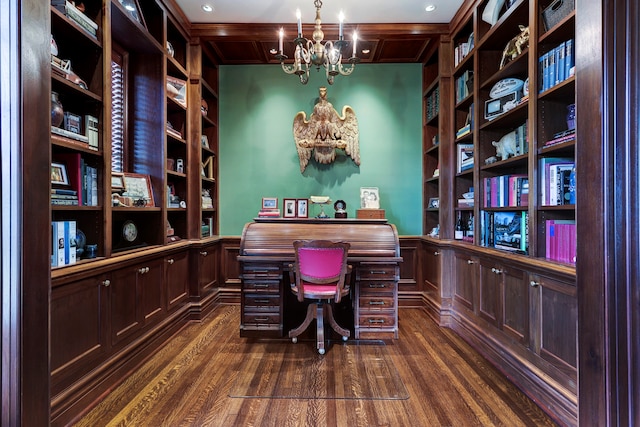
[492,130,517,161]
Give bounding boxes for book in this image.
[65,220,77,265]
[85,115,99,150]
[52,221,66,267]
[457,143,474,173]
[493,211,527,253]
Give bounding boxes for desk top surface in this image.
[239,219,400,259]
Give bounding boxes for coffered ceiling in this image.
[172,0,464,65]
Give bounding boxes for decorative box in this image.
[356,209,385,219]
[542,0,575,31]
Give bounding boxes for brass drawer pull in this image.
[367,319,385,324]
[368,283,387,288]
[253,317,269,322]
[253,299,271,304]
[167,258,174,265]
[368,301,386,306]
[252,283,270,288]
[102,279,110,287]
[369,270,387,274]
[200,251,208,256]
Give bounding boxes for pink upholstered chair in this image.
[288,240,351,354]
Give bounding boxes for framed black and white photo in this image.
[283,199,297,218]
[428,197,440,209]
[201,134,209,148]
[297,199,308,218]
[360,187,380,209]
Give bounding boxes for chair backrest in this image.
[292,240,350,302]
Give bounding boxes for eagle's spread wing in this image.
[337,106,360,166]
[293,111,314,173]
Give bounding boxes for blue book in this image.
[548,49,556,89]
[542,51,550,92]
[557,41,566,83]
[538,54,545,93]
[565,38,574,78]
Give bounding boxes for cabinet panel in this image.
[110,266,141,347]
[139,257,165,325]
[422,243,442,294]
[479,260,501,325]
[453,251,477,311]
[197,244,218,293]
[501,267,528,344]
[537,275,577,371]
[51,275,109,394]
[165,250,190,310]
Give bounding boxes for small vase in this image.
[566,103,576,130]
[51,92,64,128]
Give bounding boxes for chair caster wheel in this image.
[292,337,297,343]
[318,348,325,355]
[342,336,348,342]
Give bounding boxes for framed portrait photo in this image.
[262,197,278,210]
[360,187,380,209]
[297,199,308,218]
[283,199,297,218]
[201,134,209,149]
[51,162,69,186]
[428,197,440,209]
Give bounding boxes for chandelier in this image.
[276,0,359,85]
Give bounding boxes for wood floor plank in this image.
[74,305,558,427]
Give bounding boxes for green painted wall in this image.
[219,63,423,236]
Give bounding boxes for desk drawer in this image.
[358,313,396,328]
[359,295,396,311]
[357,264,398,280]
[243,294,280,308]
[243,312,281,325]
[241,263,282,280]
[243,280,280,292]
[359,281,396,294]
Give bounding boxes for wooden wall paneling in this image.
[13,0,52,425]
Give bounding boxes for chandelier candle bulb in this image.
[352,32,358,57]
[339,11,344,39]
[279,28,284,54]
[296,9,302,37]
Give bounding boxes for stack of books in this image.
[52,1,98,38]
[258,209,280,218]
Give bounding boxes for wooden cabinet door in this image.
[500,266,528,345]
[51,274,109,396]
[110,266,142,347]
[138,257,165,327]
[422,242,442,296]
[197,244,218,293]
[165,250,189,311]
[452,251,478,313]
[478,259,502,327]
[531,273,577,375]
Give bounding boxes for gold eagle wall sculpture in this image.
[293,87,360,173]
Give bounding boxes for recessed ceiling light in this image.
[362,49,371,54]
[202,4,214,13]
[270,48,278,55]
[425,5,436,12]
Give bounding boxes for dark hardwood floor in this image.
[74,306,557,426]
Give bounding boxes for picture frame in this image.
[283,199,297,218]
[297,199,308,218]
[51,162,69,186]
[428,197,440,209]
[117,0,146,29]
[122,172,155,207]
[360,187,380,209]
[262,197,278,210]
[111,172,125,191]
[201,134,209,148]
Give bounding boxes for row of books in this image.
[483,175,529,208]
[201,217,214,238]
[52,1,98,38]
[53,153,99,206]
[455,70,473,103]
[540,157,575,206]
[425,86,440,122]
[481,211,529,254]
[511,121,529,156]
[543,129,575,148]
[545,220,576,264]
[456,103,475,139]
[454,32,474,67]
[539,38,574,93]
[51,220,77,267]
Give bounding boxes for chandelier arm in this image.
[337,62,356,76]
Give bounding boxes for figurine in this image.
[492,130,517,161]
[500,25,529,69]
[293,87,360,173]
